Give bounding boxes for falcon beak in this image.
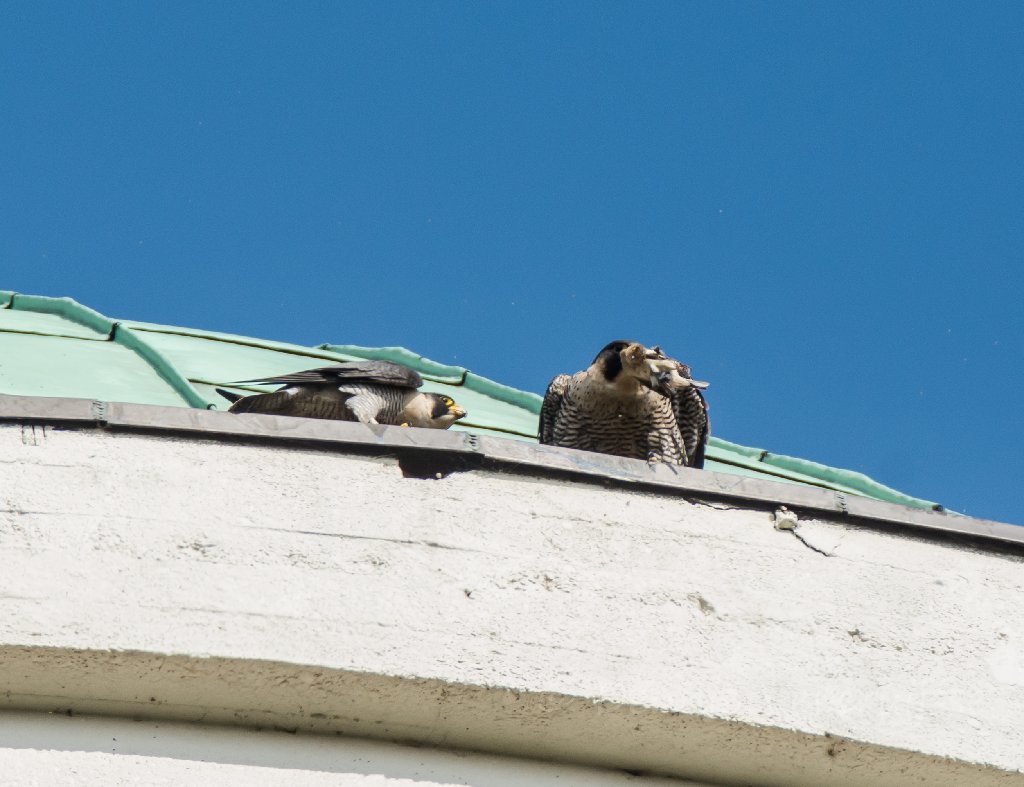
[449,405,467,420]
[653,371,710,390]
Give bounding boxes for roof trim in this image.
[0,394,1019,549]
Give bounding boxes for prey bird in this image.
[216,360,467,429]
[539,341,710,468]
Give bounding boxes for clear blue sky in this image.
[3,3,1022,524]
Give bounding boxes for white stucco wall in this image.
[1,421,1023,785]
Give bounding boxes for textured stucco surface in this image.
[1,424,1022,785]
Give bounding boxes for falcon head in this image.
[591,340,709,395]
[402,393,467,429]
[592,340,671,385]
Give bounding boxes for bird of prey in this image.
[216,360,467,429]
[539,340,710,468]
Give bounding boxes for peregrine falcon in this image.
[216,360,467,429]
[539,340,710,468]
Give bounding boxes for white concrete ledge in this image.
[1,394,1020,550]
[1,404,1023,785]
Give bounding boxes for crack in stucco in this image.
[687,498,747,512]
[772,507,833,557]
[256,526,485,553]
[788,528,833,557]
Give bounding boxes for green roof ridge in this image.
[0,291,14,308]
[112,324,213,409]
[10,293,114,335]
[464,371,543,414]
[709,437,941,511]
[707,437,764,459]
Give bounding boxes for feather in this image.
[231,360,422,389]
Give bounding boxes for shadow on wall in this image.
[0,711,702,787]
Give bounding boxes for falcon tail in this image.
[215,388,244,404]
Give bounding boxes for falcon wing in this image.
[225,388,355,419]
[670,386,710,469]
[231,360,423,389]
[539,374,572,444]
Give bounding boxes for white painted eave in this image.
[1,394,1023,786]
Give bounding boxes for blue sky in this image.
[2,2,1022,523]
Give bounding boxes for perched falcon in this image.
[539,340,710,468]
[216,360,467,429]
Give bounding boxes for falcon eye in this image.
[442,397,454,407]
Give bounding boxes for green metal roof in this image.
[0,291,943,512]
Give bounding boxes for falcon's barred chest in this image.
[544,373,687,463]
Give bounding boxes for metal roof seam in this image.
[0,327,110,342]
[2,293,210,409]
[110,324,213,409]
[130,326,365,364]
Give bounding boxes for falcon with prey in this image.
[539,341,710,468]
[217,360,467,429]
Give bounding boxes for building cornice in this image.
[1,393,1019,552]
